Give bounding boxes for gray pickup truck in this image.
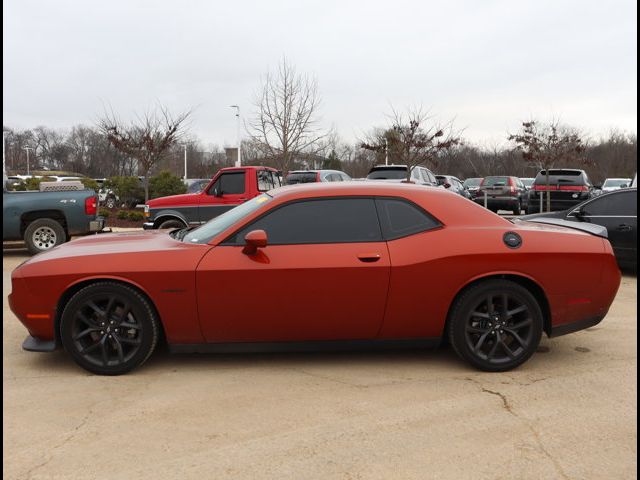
[3,178,104,254]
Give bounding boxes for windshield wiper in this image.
[173,227,193,241]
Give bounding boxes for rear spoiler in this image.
[516,218,608,238]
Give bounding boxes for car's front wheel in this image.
[448,279,543,371]
[60,282,159,375]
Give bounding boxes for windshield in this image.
[182,194,272,244]
[286,172,317,184]
[534,170,587,185]
[521,178,534,187]
[463,178,482,187]
[603,179,630,187]
[367,167,407,180]
[482,177,510,186]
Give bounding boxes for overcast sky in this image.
[3,0,637,149]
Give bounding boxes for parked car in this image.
[285,169,351,184]
[436,175,471,198]
[474,176,528,214]
[601,178,632,192]
[94,178,119,209]
[520,178,535,190]
[522,188,636,269]
[185,178,210,194]
[9,183,620,375]
[463,177,482,195]
[144,166,281,229]
[3,180,104,254]
[366,165,438,186]
[526,169,593,214]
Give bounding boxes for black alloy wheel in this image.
[449,280,543,371]
[61,282,159,375]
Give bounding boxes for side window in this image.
[411,168,421,180]
[428,171,437,184]
[271,172,282,187]
[582,191,636,216]
[228,198,382,245]
[209,172,245,195]
[420,170,430,183]
[375,198,441,240]
[341,173,351,181]
[257,170,274,191]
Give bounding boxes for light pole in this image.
[23,146,33,176]
[229,105,241,167]
[181,144,188,181]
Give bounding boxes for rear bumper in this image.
[549,314,605,338]
[474,196,519,209]
[89,218,105,232]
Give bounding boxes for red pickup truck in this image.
[143,166,281,229]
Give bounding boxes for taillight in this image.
[558,185,589,191]
[85,196,97,215]
[509,185,516,193]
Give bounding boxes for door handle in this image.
[357,253,381,263]
[617,224,633,232]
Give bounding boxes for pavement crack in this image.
[289,367,364,387]
[465,376,571,480]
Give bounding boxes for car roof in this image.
[270,180,444,199]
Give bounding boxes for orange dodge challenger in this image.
[9,182,621,375]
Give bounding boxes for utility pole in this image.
[23,146,33,176]
[230,105,241,167]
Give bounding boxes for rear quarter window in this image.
[375,198,441,240]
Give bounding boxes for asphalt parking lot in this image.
[3,245,637,480]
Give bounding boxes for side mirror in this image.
[242,229,268,255]
[213,186,223,197]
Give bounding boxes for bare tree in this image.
[98,105,191,201]
[508,120,586,212]
[249,58,324,174]
[361,108,460,182]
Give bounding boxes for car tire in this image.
[60,282,159,375]
[448,279,543,372]
[512,201,521,215]
[24,218,67,255]
[105,197,117,209]
[158,219,185,229]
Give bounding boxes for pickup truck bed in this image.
[3,189,104,254]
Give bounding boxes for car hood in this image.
[20,230,206,266]
[146,193,201,207]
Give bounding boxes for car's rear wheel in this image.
[448,280,543,371]
[24,218,66,255]
[158,219,185,229]
[512,200,521,215]
[60,282,159,375]
[105,196,117,209]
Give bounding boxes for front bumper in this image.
[143,222,155,230]
[22,335,57,352]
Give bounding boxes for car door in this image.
[570,190,637,263]
[196,197,391,343]
[199,171,248,223]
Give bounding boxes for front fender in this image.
[151,209,190,228]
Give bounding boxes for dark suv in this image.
[526,169,593,214]
[474,176,528,214]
